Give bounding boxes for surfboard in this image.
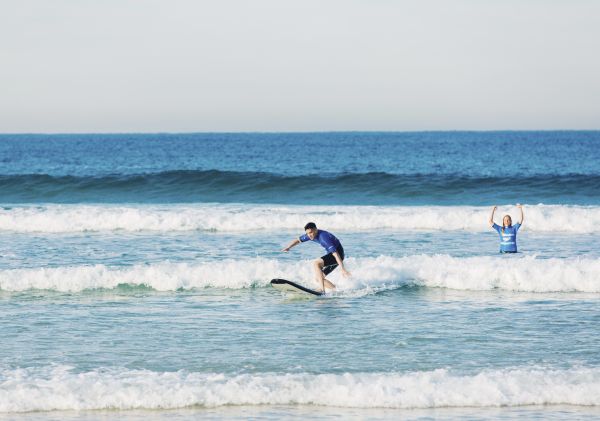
[270,278,324,296]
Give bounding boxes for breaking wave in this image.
[2,204,600,233]
[2,255,600,293]
[1,365,599,412]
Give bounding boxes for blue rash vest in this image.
[492,223,521,253]
[299,230,342,254]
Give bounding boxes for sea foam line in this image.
[1,365,599,412]
[2,255,600,293]
[1,204,600,233]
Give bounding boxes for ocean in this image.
[1,131,600,420]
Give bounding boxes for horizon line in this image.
[1,129,600,136]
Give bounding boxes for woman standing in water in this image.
[489,204,524,253]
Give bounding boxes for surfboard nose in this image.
[270,278,323,296]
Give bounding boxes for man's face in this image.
[305,227,317,240]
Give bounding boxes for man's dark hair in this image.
[304,222,317,230]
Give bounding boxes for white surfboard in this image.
[270,278,324,296]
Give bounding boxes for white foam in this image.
[1,365,599,412]
[2,255,600,293]
[0,258,299,292]
[1,204,600,233]
[345,254,600,293]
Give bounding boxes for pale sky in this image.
[1,0,599,133]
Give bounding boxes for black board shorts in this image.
[321,246,345,276]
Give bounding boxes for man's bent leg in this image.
[312,259,336,291]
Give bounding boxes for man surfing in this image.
[282,222,350,292]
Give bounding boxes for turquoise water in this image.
[1,132,600,419]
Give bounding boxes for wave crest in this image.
[2,255,600,293]
[2,204,600,233]
[1,171,599,204]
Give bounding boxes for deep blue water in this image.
[1,131,599,203]
[2,132,599,177]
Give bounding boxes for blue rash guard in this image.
[492,223,521,253]
[299,230,342,254]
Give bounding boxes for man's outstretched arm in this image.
[282,238,301,252]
